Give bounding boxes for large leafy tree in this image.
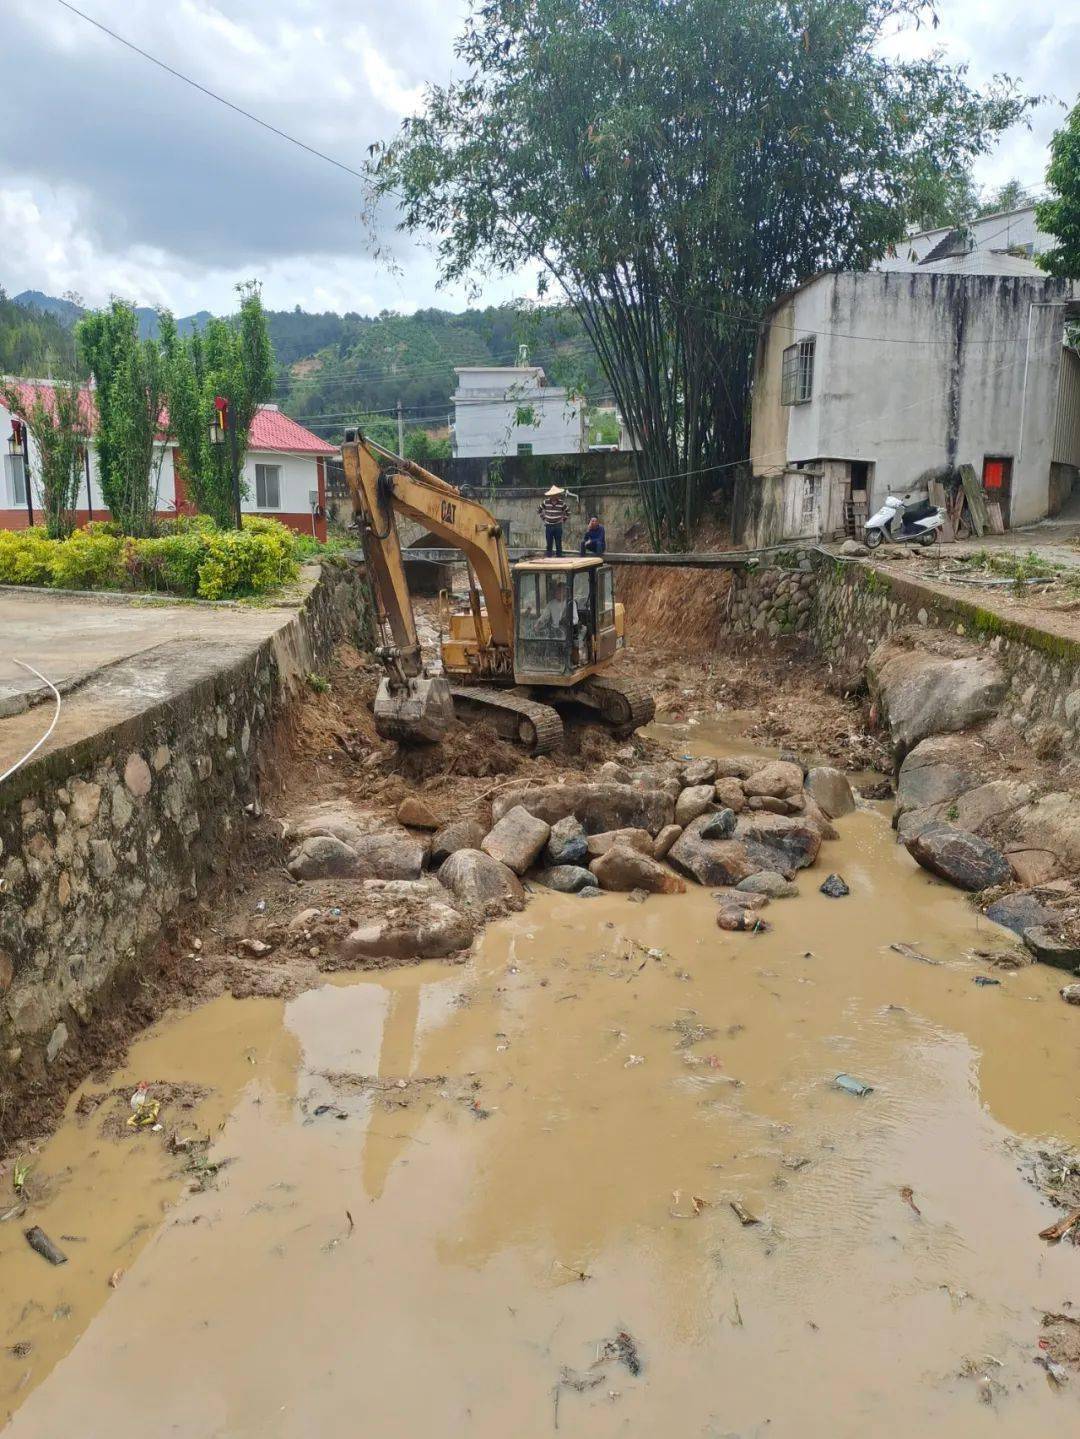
[0,375,86,538]
[76,301,171,537]
[369,0,1034,546]
[1037,98,1080,279]
[166,282,274,527]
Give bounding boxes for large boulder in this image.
[1014,793,1080,875]
[491,782,674,837]
[285,801,382,852]
[904,822,1012,891]
[438,849,526,912]
[429,818,486,868]
[675,784,717,827]
[586,827,654,859]
[715,893,771,932]
[868,643,1006,757]
[897,770,1032,845]
[805,767,855,819]
[339,884,473,963]
[287,831,425,881]
[681,757,718,786]
[545,815,589,867]
[742,760,804,800]
[653,824,682,860]
[800,793,839,842]
[894,736,980,821]
[628,764,683,801]
[736,813,821,871]
[481,805,551,875]
[985,891,1057,939]
[532,864,596,894]
[1023,927,1080,970]
[735,871,799,898]
[589,845,686,894]
[714,777,747,813]
[714,757,759,780]
[700,809,737,840]
[396,796,441,830]
[1004,847,1060,887]
[668,817,782,887]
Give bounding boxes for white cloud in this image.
[1,0,1076,321]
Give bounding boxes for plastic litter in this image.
[819,874,850,898]
[900,1185,922,1216]
[127,1083,161,1129]
[255,898,268,914]
[1035,1353,1069,1387]
[24,1227,67,1265]
[729,1199,760,1226]
[973,976,1001,986]
[624,1054,645,1068]
[834,1073,873,1097]
[890,942,941,966]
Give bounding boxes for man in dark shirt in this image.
[538,486,570,556]
[581,517,606,555]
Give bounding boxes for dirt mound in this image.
[620,565,734,650]
[396,719,526,781]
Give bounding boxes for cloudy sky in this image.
[1,0,1077,320]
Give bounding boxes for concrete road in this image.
[0,588,296,717]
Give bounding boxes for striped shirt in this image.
[538,496,570,525]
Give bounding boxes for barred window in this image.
[781,337,815,405]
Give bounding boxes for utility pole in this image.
[228,400,242,530]
[212,395,243,528]
[397,397,405,458]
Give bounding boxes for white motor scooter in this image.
[864,494,944,549]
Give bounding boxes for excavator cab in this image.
[512,557,620,682]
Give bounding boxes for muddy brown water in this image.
[3,788,1080,1433]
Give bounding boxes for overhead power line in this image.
[54,0,369,184]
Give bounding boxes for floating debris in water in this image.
[834,1073,873,1097]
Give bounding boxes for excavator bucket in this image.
[374,675,455,745]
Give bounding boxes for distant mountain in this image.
[13,290,84,327]
[13,290,211,341]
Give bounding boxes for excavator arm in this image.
[340,431,515,741]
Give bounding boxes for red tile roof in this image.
[249,406,337,455]
[3,380,96,433]
[2,384,336,456]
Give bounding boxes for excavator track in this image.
[577,675,656,737]
[447,685,564,756]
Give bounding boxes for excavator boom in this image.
[341,431,514,742]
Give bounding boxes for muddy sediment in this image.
[4,604,1080,1434]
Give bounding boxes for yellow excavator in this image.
[341,430,654,754]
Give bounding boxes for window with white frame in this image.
[255,463,282,509]
[4,453,28,507]
[781,337,816,405]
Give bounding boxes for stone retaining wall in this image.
[728,549,817,638]
[811,559,1080,734]
[0,560,369,1086]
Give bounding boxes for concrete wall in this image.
[0,561,368,1091]
[748,271,1079,540]
[810,559,1080,737]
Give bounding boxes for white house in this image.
[881,204,1053,270]
[738,267,1080,549]
[451,365,586,458]
[0,386,336,539]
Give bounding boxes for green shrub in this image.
[195,522,298,600]
[0,529,55,585]
[49,526,124,589]
[0,516,300,599]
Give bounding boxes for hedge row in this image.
[0,516,302,600]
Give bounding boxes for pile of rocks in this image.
[281,754,857,963]
[869,635,1080,969]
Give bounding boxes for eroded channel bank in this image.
[0,561,369,1142]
